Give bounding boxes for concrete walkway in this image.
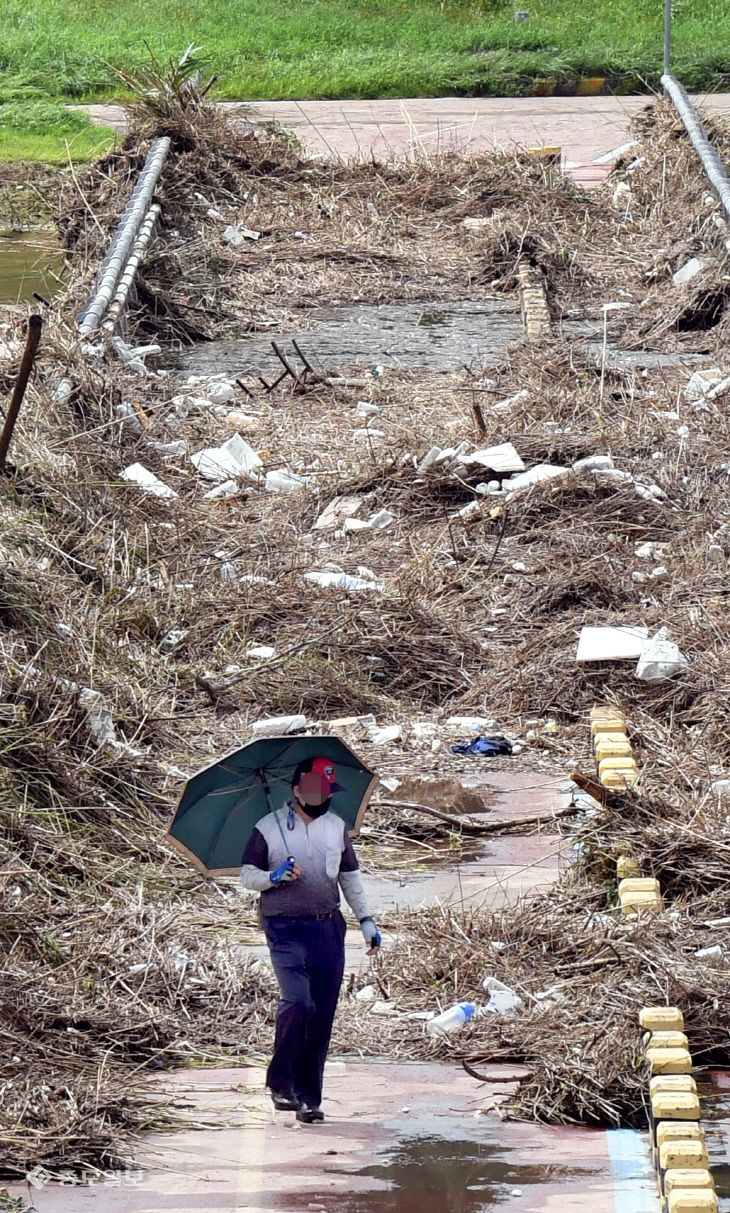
[8,1063,659,1212]
[81,94,730,188]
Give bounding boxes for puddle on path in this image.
[0,229,66,303]
[283,1114,594,1212]
[178,299,599,376]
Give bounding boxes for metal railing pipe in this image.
[661,74,730,225]
[78,136,170,335]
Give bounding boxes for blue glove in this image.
[270,857,295,886]
[360,918,381,949]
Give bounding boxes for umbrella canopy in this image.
[166,734,378,876]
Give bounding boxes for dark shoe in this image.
[269,1089,300,1112]
[296,1103,324,1124]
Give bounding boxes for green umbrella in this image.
[166,734,378,876]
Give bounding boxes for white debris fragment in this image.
[205,381,237,405]
[355,985,376,1001]
[303,571,383,592]
[120,463,178,500]
[635,627,689,681]
[354,401,381,418]
[685,368,725,401]
[265,469,308,493]
[369,508,395,530]
[505,464,569,493]
[251,715,307,738]
[222,224,260,245]
[635,541,662,561]
[343,517,371,534]
[314,495,363,530]
[648,565,670,583]
[417,445,442,473]
[452,500,482,519]
[708,543,725,562]
[353,428,386,439]
[573,454,614,473]
[78,687,117,746]
[203,479,239,500]
[576,625,649,662]
[112,336,161,373]
[219,562,238,582]
[115,401,142,432]
[161,629,187,648]
[148,439,187,457]
[493,388,529,411]
[246,645,276,661]
[191,434,263,482]
[694,944,724,964]
[366,723,402,745]
[460,442,525,473]
[672,256,716,286]
[50,377,74,403]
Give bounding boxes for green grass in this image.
[1,0,730,104]
[0,100,115,162]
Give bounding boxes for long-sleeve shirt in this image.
[240,804,372,921]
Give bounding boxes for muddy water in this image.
[0,230,66,303]
[285,1114,594,1212]
[178,299,534,375]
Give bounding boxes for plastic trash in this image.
[120,463,178,500]
[191,434,263,483]
[635,627,689,682]
[482,977,524,1016]
[426,1002,475,1036]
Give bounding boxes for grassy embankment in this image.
[1,0,729,162]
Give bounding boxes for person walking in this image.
[240,755,381,1124]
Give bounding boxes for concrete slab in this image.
[7,1063,659,1213]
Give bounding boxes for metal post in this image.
[0,315,42,473]
[664,0,671,78]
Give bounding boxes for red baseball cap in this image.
[310,756,342,792]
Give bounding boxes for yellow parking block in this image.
[646,1047,693,1074]
[659,1140,708,1171]
[591,717,628,735]
[650,1075,697,1095]
[595,736,634,760]
[647,1031,689,1051]
[656,1123,704,1150]
[621,891,661,915]
[620,877,661,897]
[664,1170,715,1193]
[641,1007,685,1032]
[667,1191,718,1212]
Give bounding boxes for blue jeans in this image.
[262,910,346,1107]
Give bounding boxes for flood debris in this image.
[5,91,730,1178]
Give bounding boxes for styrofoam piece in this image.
[303,571,383,592]
[460,442,525,474]
[120,462,178,499]
[265,469,308,493]
[250,714,306,737]
[573,454,614,473]
[369,508,396,530]
[636,627,689,681]
[576,625,649,662]
[505,464,570,493]
[203,479,239,500]
[191,433,263,482]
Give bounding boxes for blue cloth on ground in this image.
[450,735,513,757]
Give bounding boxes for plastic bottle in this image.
[426,1002,475,1036]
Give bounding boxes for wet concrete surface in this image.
[7,1063,659,1212]
[176,300,552,377]
[0,229,66,304]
